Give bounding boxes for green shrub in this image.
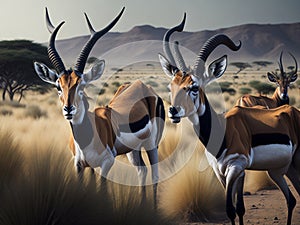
[99,88,106,95]
[225,88,236,95]
[248,80,260,88]
[146,80,159,87]
[219,81,233,90]
[249,81,275,94]
[218,82,236,95]
[239,87,252,95]
[0,109,13,116]
[112,81,121,87]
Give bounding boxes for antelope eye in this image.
[190,85,199,92]
[172,68,179,75]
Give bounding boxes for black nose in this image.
[64,105,74,113]
[169,106,179,115]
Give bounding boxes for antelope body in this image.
[34,8,165,206]
[159,15,300,225]
[236,52,300,202]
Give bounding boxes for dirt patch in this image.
[182,184,300,225]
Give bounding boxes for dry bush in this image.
[0,108,13,116]
[244,171,276,192]
[158,121,227,223]
[0,130,23,192]
[0,100,25,108]
[24,104,47,119]
[0,134,176,225]
[0,108,176,225]
[159,147,227,223]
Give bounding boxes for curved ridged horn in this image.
[289,52,298,75]
[163,13,186,66]
[74,7,125,74]
[278,51,285,76]
[194,34,241,75]
[174,41,188,72]
[45,7,66,74]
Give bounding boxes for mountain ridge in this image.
[48,22,300,68]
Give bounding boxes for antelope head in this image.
[267,51,298,100]
[159,14,241,123]
[34,7,125,123]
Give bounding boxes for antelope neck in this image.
[192,93,226,158]
[70,98,93,149]
[194,94,212,146]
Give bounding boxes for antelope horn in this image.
[173,41,188,72]
[193,34,241,76]
[163,13,186,66]
[278,51,285,77]
[289,52,298,75]
[74,7,125,74]
[45,7,66,75]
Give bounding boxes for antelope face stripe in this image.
[168,72,201,122]
[57,71,85,121]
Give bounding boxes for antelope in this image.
[158,16,300,225]
[236,51,300,199]
[237,51,298,108]
[34,8,165,206]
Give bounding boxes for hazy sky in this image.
[0,0,299,42]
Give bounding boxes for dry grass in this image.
[159,148,227,223]
[0,68,297,224]
[0,126,175,225]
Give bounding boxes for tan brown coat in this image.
[225,105,300,156]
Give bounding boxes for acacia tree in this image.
[230,62,252,74]
[0,40,50,101]
[252,61,273,70]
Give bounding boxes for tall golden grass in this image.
[1,71,294,224]
[158,123,227,223]
[0,92,227,224]
[0,127,175,225]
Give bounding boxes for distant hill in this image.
[48,22,300,69]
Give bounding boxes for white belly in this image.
[115,121,153,151]
[249,143,293,170]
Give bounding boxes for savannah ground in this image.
[0,63,299,224]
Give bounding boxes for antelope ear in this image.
[205,55,227,85]
[34,62,58,85]
[158,53,178,78]
[82,60,105,83]
[267,72,277,83]
[290,73,298,83]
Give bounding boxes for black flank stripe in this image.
[156,97,165,122]
[119,115,150,133]
[252,133,291,147]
